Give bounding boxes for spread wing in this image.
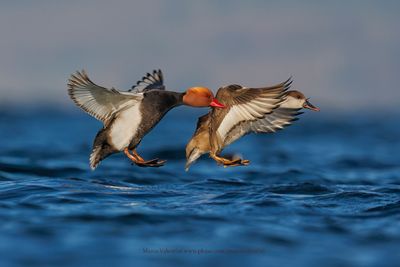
[223,107,303,146]
[250,108,303,133]
[129,69,165,92]
[68,70,143,125]
[213,78,292,147]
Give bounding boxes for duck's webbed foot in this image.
[210,153,250,167]
[124,148,166,167]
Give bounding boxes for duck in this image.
[68,69,225,170]
[185,80,319,171]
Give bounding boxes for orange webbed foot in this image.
[124,148,166,168]
[210,153,250,168]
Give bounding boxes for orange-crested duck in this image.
[68,69,225,170]
[185,82,319,170]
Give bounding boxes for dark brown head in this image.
[183,87,225,108]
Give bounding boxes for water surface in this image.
[0,108,399,267]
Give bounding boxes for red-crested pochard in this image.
[68,69,224,170]
[185,82,319,170]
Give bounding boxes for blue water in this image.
[0,108,399,267]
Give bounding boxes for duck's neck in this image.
[161,91,185,108]
[143,90,184,110]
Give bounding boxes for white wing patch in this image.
[68,70,143,125]
[217,98,278,142]
[108,103,142,150]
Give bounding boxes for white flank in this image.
[109,103,142,150]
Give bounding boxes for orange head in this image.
[183,87,225,108]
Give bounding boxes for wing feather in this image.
[68,70,143,125]
[250,108,302,133]
[223,108,303,147]
[130,69,165,92]
[215,78,291,144]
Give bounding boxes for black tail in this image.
[89,145,103,170]
[89,129,116,170]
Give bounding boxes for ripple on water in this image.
[265,182,333,195]
[364,200,400,215]
[0,161,85,178]
[1,113,400,267]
